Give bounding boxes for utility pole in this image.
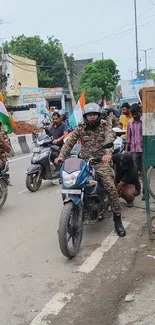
[140,48,153,79]
[134,0,139,76]
[60,43,75,110]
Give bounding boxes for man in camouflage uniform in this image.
[56,103,126,237]
[0,122,11,170]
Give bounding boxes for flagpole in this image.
[60,43,75,110]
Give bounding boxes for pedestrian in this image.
[126,103,144,199]
[55,103,126,237]
[119,103,132,143]
[112,152,141,207]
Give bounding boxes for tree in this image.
[3,35,75,88]
[138,68,155,80]
[78,59,120,101]
[76,86,103,103]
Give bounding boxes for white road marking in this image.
[17,189,28,195]
[30,292,74,325]
[78,221,130,274]
[9,154,31,163]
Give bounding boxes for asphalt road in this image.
[0,155,147,325]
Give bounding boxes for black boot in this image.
[113,213,126,237]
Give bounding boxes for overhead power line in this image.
[69,19,155,50]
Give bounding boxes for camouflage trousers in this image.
[0,158,5,170]
[94,163,121,214]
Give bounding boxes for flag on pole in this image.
[69,91,85,129]
[0,93,15,134]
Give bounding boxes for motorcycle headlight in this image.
[62,170,80,188]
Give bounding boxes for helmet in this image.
[82,103,101,117]
[83,103,101,127]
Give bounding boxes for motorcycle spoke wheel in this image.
[58,202,83,258]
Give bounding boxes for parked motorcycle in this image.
[26,134,60,192]
[58,140,113,259]
[0,162,10,209]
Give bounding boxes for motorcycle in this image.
[58,140,113,259]
[26,134,60,192]
[0,161,10,209]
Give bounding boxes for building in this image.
[5,54,38,105]
[73,58,93,91]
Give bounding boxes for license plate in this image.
[33,147,40,153]
[61,189,81,195]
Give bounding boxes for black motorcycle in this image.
[58,141,113,258]
[0,162,10,209]
[26,134,60,192]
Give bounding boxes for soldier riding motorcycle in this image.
[0,122,11,208]
[55,103,126,238]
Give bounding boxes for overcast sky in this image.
[1,0,155,80]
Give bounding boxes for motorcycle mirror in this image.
[101,141,113,149]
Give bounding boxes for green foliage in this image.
[138,68,155,80]
[78,59,120,101]
[4,35,75,88]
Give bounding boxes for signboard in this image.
[20,88,46,126]
[121,78,154,98]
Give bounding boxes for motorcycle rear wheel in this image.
[26,174,42,192]
[0,179,8,209]
[58,201,83,258]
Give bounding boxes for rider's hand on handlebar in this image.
[102,154,112,163]
[52,139,58,145]
[55,156,63,164]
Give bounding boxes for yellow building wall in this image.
[7,55,38,97]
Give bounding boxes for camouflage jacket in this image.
[0,131,11,162]
[60,120,115,160]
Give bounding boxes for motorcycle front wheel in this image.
[58,201,83,258]
[26,173,42,192]
[0,179,8,209]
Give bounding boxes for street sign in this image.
[121,79,154,98]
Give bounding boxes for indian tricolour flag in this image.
[0,98,15,134]
[69,91,85,129]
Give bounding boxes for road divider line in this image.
[30,292,74,325]
[78,221,130,274]
[9,154,31,163]
[17,189,28,195]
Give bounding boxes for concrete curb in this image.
[9,134,34,156]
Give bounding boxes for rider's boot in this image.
[113,213,126,237]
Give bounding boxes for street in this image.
[0,155,148,325]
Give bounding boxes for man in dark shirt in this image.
[112,152,141,207]
[49,112,68,146]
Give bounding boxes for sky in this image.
[0,0,155,80]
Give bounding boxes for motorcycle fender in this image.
[63,196,82,208]
[26,164,42,175]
